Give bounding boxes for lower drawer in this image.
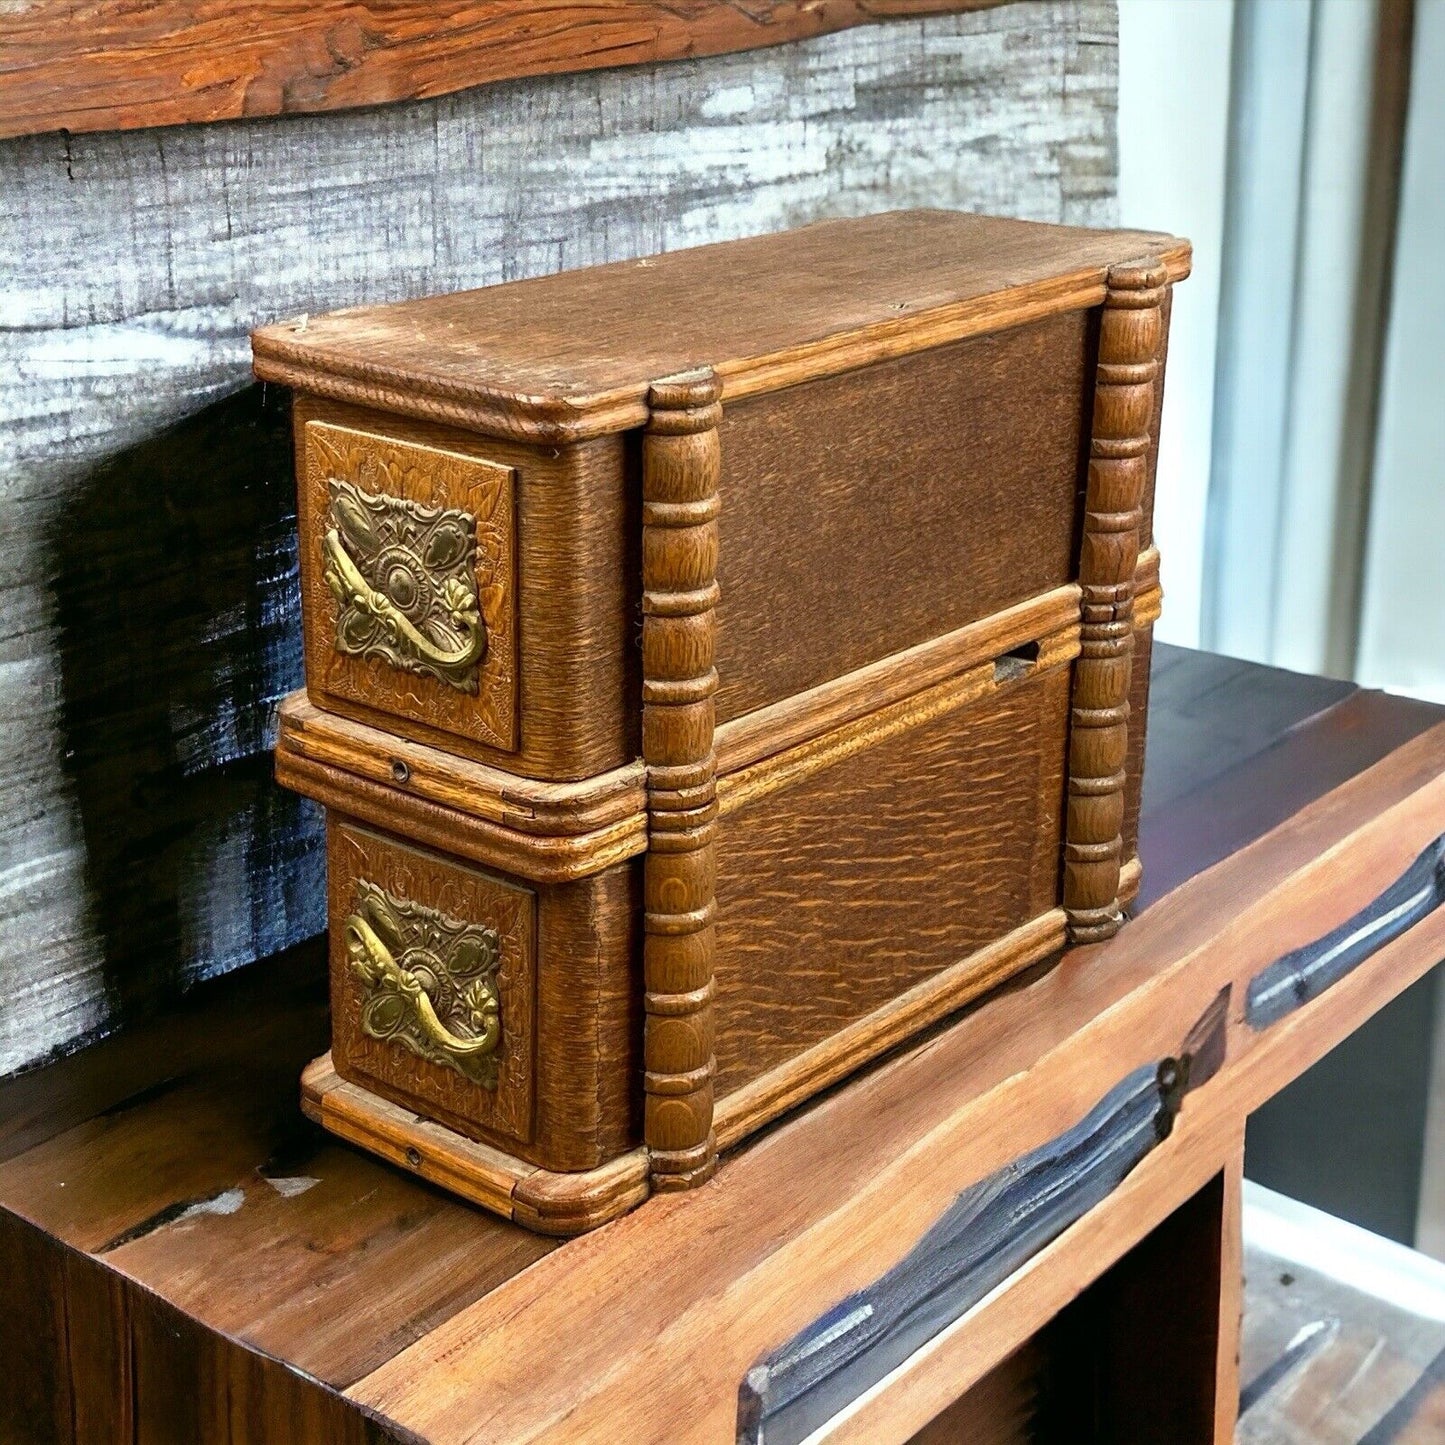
[713,663,1071,1100]
[319,651,1077,1176]
[326,815,640,1172]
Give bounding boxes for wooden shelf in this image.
[2,643,1442,1442]
[0,1,1001,140]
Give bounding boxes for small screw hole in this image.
[405,1147,422,1168]
[390,759,411,784]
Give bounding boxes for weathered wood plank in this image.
[0,2,1119,1073]
[0,1,1012,141]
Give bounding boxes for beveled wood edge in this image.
[251,249,1191,446]
[300,1054,650,1236]
[278,692,646,834]
[639,370,723,1191]
[276,559,1159,882]
[714,909,1067,1149]
[716,582,1084,775]
[717,625,1081,818]
[276,750,647,884]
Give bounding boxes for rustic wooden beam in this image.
[0,0,1005,140]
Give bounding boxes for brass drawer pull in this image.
[324,478,487,692]
[345,880,502,1087]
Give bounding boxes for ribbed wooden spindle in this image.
[641,369,722,1190]
[1064,259,1167,944]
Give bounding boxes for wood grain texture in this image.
[0,2,1010,140]
[255,211,1188,443]
[346,720,1445,1443]
[714,585,1080,774]
[326,821,640,1172]
[275,692,648,882]
[301,1056,653,1235]
[0,1208,403,1445]
[712,663,1070,1094]
[0,1,1122,1073]
[714,310,1095,722]
[1063,260,1167,943]
[641,372,722,1191]
[0,940,561,1412]
[328,818,539,1150]
[302,418,518,750]
[298,396,635,779]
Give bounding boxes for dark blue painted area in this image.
[737,1065,1167,1445]
[46,384,325,1032]
[1246,833,1445,1029]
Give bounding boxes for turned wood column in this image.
[1065,259,1167,944]
[641,369,722,1190]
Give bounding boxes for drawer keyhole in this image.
[993,641,1040,685]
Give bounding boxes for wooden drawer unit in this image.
[256,210,1188,1232]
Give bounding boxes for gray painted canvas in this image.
[0,1,1119,1074]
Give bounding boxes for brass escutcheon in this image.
[323,477,487,692]
[346,879,502,1088]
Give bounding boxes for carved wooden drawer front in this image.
[300,419,518,753]
[328,818,537,1150]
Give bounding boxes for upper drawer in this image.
[714,310,1095,722]
[294,397,634,781]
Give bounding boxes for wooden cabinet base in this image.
[300,1055,650,1236]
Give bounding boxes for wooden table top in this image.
[2,644,1442,1443]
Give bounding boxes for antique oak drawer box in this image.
[253,210,1189,1234]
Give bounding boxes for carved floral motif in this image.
[346,878,503,1089]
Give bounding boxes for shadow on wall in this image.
[46,383,325,1027]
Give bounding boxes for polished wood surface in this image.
[640,372,724,1191]
[351,716,1445,1442]
[324,820,640,1173]
[0,1,1008,140]
[265,214,1186,1212]
[713,662,1069,1094]
[295,396,635,780]
[2,646,1440,1441]
[253,211,1190,443]
[1062,259,1166,945]
[713,312,1091,722]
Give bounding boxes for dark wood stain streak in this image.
[0,1201,409,1443]
[96,1190,239,1255]
[738,990,1228,1445]
[1246,832,1445,1028]
[1357,1341,1445,1444]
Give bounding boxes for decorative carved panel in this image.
[304,421,517,751]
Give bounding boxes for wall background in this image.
[1116,0,1236,653]
[0,0,1122,1075]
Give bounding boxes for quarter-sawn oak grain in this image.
[261,211,1188,1223]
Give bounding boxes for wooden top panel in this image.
[252,210,1191,442]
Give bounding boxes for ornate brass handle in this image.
[345,881,502,1088]
[324,527,486,680]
